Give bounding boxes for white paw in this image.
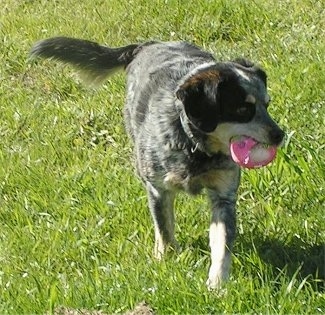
[206,275,222,290]
[206,262,229,290]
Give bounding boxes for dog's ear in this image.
[233,58,254,68]
[176,70,221,133]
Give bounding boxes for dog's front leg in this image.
[146,181,178,260]
[206,190,237,289]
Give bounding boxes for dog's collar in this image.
[179,111,213,157]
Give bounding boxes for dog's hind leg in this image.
[206,190,237,289]
[146,182,178,259]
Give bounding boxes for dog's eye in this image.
[236,105,250,116]
[233,103,255,122]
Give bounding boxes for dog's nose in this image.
[269,128,285,146]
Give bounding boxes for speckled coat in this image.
[30,37,284,289]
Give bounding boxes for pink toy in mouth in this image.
[230,136,277,169]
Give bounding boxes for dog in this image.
[30,37,285,289]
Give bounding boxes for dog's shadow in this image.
[255,237,324,291]
[192,235,324,291]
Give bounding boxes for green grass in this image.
[0,0,324,313]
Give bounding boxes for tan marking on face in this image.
[245,94,256,104]
[212,121,277,147]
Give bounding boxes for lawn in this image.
[0,0,324,314]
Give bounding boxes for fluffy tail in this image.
[30,36,140,86]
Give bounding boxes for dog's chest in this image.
[163,152,237,194]
[164,170,224,194]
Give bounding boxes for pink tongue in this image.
[230,136,277,169]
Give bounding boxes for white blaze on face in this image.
[234,68,251,81]
[187,62,217,77]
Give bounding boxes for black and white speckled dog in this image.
[30,37,284,289]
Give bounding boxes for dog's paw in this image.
[154,249,164,261]
[154,240,180,260]
[206,276,222,290]
[206,264,229,290]
[206,277,228,297]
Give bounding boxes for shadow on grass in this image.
[256,238,324,291]
[191,234,324,291]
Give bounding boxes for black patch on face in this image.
[176,66,259,133]
[218,75,256,123]
[176,70,221,133]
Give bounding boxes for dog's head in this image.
[176,60,285,154]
